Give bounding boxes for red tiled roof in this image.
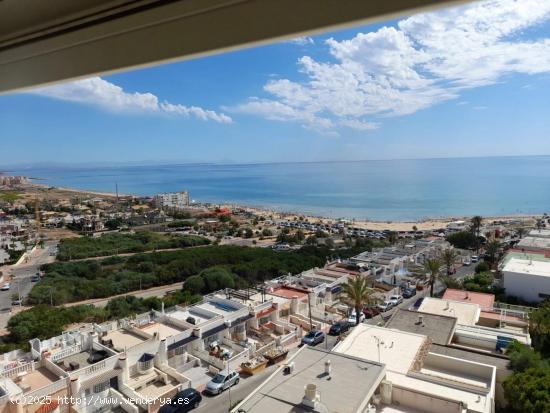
[442,288,495,309]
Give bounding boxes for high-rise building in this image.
[153,191,189,209]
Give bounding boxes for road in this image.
[0,242,58,328]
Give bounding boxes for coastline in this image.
[20,182,540,232]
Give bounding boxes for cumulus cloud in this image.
[231,0,550,134]
[31,77,232,124]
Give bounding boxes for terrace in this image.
[101,329,149,352]
[138,321,187,340]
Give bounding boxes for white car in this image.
[377,300,394,312]
[348,310,365,324]
[1,283,11,291]
[471,255,479,263]
[388,295,403,306]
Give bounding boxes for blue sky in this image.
[1,0,550,166]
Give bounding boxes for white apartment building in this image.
[501,257,550,302]
[153,192,189,210]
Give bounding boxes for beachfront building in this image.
[153,191,189,210]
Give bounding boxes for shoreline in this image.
[22,182,540,231]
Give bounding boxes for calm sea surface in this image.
[5,156,550,221]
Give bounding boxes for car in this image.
[1,283,10,291]
[30,275,40,282]
[347,310,365,324]
[402,288,417,299]
[205,370,240,395]
[301,330,325,346]
[329,321,352,335]
[363,306,380,319]
[377,300,394,312]
[159,388,202,413]
[471,255,479,263]
[388,295,403,306]
[11,299,22,306]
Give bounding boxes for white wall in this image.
[503,270,550,303]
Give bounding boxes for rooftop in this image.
[167,308,214,325]
[502,257,550,278]
[233,346,385,413]
[442,289,495,310]
[528,229,550,238]
[16,367,62,393]
[270,287,308,299]
[417,297,480,326]
[385,309,457,345]
[138,321,186,340]
[195,298,246,316]
[102,329,148,352]
[334,325,425,374]
[517,236,550,251]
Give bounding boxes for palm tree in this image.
[341,275,379,325]
[441,248,457,275]
[470,215,483,237]
[517,226,527,239]
[485,240,501,265]
[424,258,442,297]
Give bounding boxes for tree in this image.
[424,258,442,297]
[412,225,418,232]
[474,261,490,274]
[507,341,543,373]
[503,367,550,413]
[485,240,501,264]
[529,300,550,357]
[184,275,205,294]
[441,248,457,275]
[341,275,379,325]
[517,226,527,239]
[446,231,478,249]
[470,215,483,237]
[387,231,398,245]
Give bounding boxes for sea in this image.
[4,156,550,222]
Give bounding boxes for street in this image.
[0,241,57,328]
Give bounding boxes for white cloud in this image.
[31,77,232,124]
[289,36,315,46]
[232,0,550,133]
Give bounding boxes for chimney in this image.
[417,315,424,326]
[444,301,450,311]
[302,384,320,409]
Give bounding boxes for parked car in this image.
[205,370,240,395]
[329,321,352,335]
[471,255,479,263]
[1,283,10,291]
[347,310,365,324]
[388,295,404,306]
[301,330,325,346]
[402,288,417,299]
[363,306,380,319]
[30,274,40,282]
[11,299,22,306]
[160,388,202,413]
[377,300,394,312]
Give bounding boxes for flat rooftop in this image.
[385,309,457,345]
[502,257,550,278]
[195,299,244,316]
[233,346,385,413]
[270,287,308,299]
[103,329,148,351]
[167,308,213,325]
[138,321,186,340]
[517,236,550,251]
[502,250,550,265]
[528,229,550,238]
[334,324,425,374]
[417,297,480,326]
[442,289,495,310]
[17,367,62,392]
